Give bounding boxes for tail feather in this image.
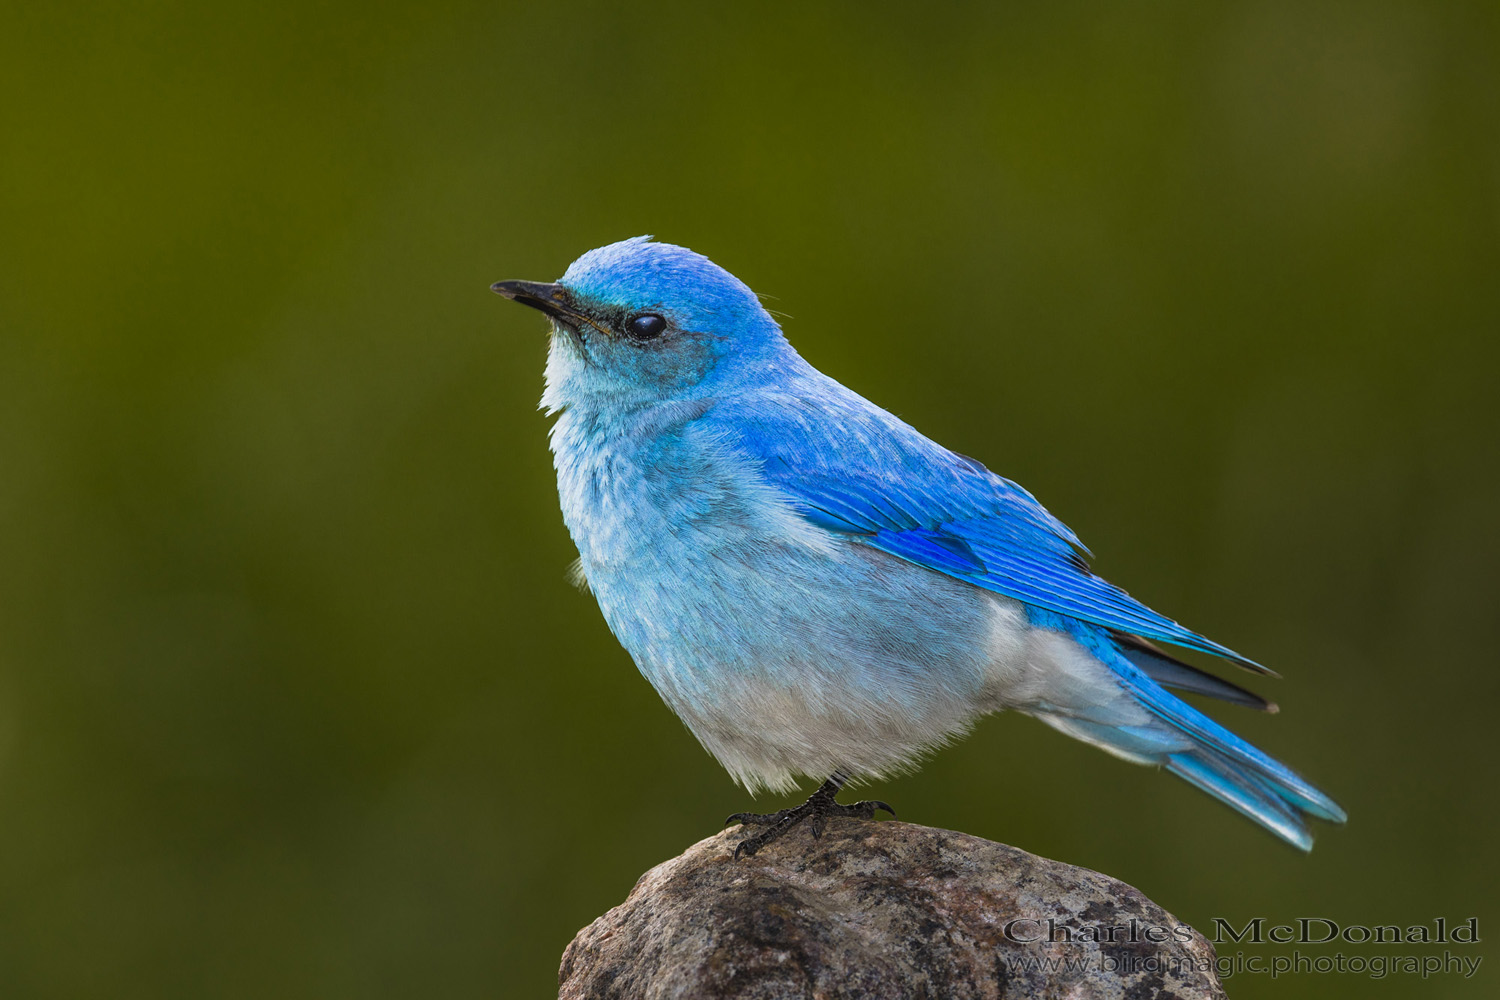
[1116,633,1278,712]
[1166,751,1313,850]
[1031,631,1346,851]
[1111,655,1347,827]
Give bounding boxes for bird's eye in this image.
[626,313,667,340]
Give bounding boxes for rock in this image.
[559,821,1225,999]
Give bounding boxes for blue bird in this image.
[492,237,1346,855]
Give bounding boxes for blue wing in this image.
[709,379,1267,673]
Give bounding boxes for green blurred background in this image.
[2,2,1496,997]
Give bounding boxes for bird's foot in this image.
[726,776,894,859]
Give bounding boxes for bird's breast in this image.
[549,403,829,574]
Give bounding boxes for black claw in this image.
[726,808,792,828]
[723,776,897,859]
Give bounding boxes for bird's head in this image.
[492,237,790,410]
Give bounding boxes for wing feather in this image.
[708,383,1268,674]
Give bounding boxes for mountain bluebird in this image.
[492,237,1345,856]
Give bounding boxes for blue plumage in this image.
[711,390,1272,672]
[493,237,1346,852]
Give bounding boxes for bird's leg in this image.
[725,773,895,859]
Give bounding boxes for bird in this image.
[491,237,1346,856]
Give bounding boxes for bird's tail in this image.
[1034,642,1346,851]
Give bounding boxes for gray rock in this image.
[559,821,1226,999]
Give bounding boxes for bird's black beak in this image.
[490,280,587,325]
